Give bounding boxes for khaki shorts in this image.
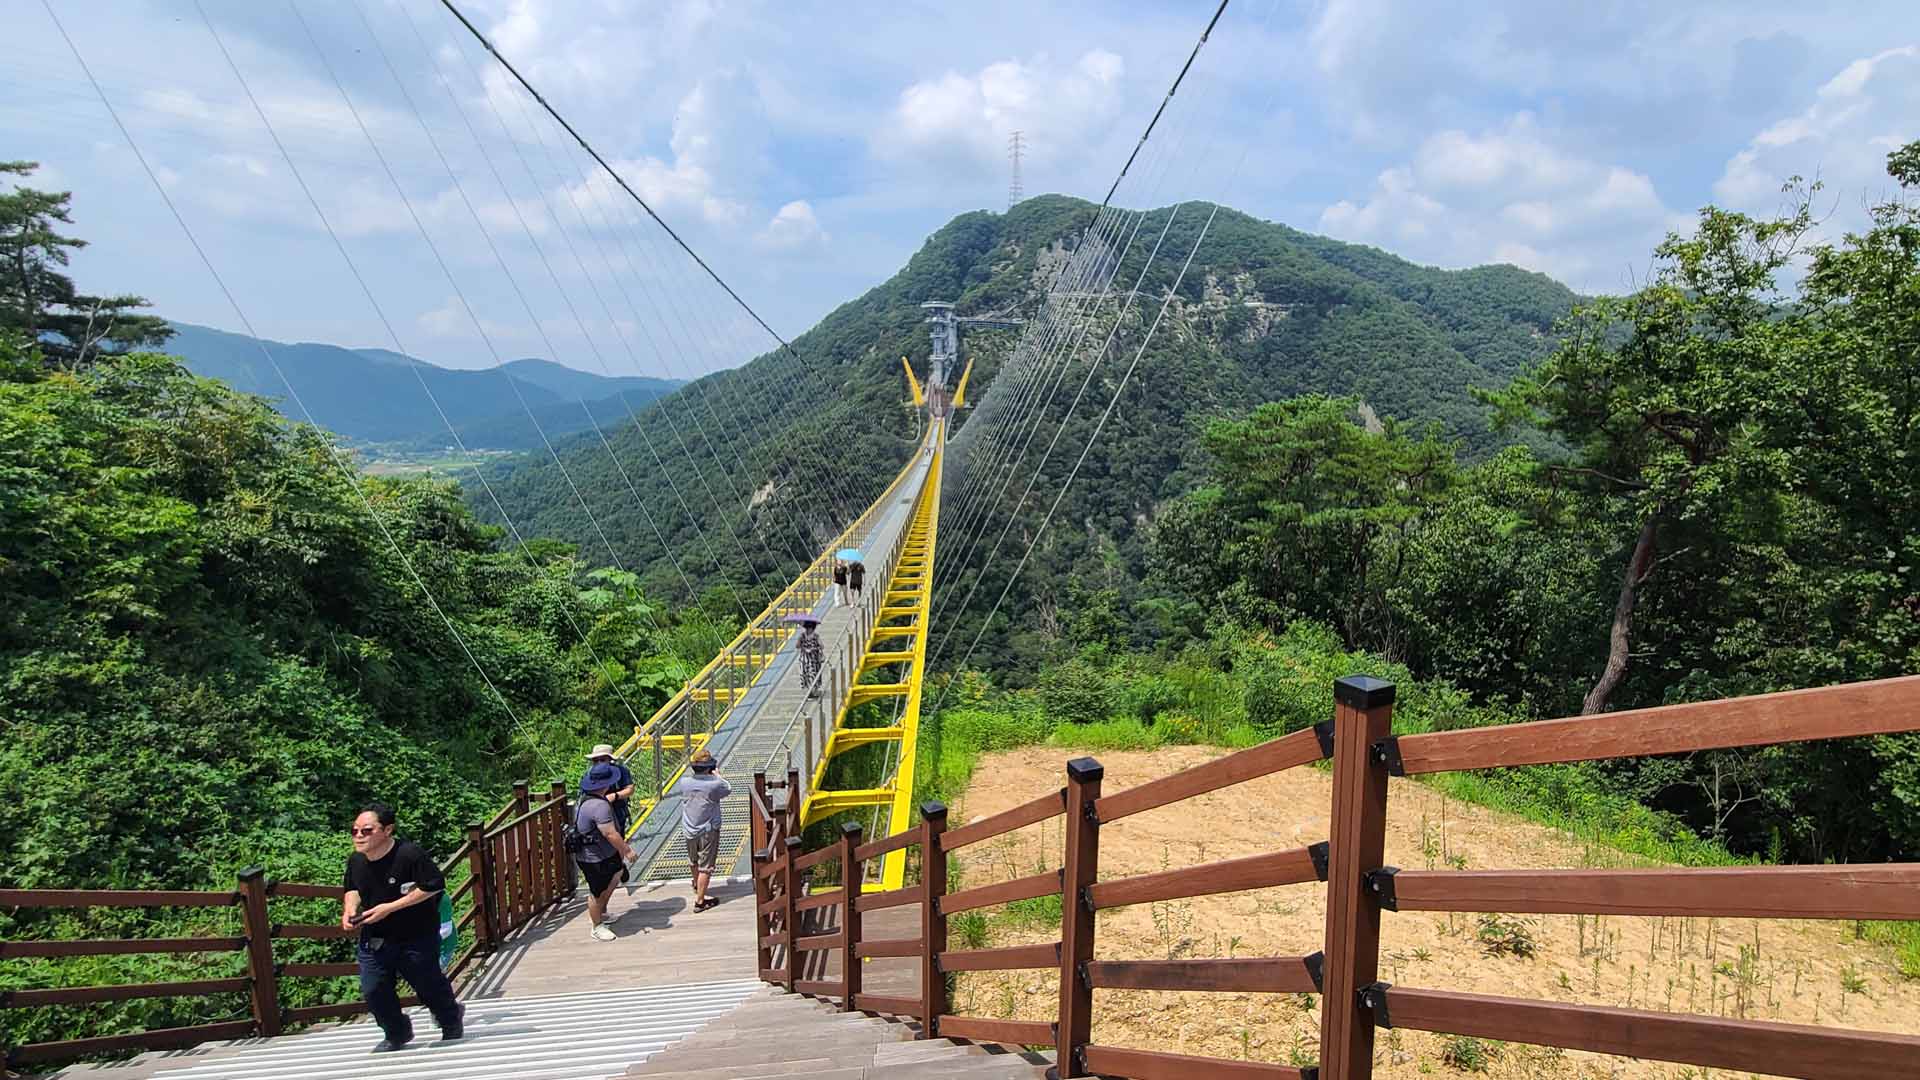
[686,829,721,872]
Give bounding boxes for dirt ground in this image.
[946,745,1920,1079]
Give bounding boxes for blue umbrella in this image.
[836,548,864,562]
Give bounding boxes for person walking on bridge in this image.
[576,763,639,942]
[340,802,465,1052]
[797,619,824,699]
[581,743,635,837]
[847,560,866,608]
[832,560,849,606]
[670,749,733,911]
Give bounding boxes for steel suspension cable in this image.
[261,2,673,643]
[436,0,895,542]
[335,0,739,618]
[930,0,1284,713]
[43,0,568,781]
[366,2,786,610]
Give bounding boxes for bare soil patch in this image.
[946,744,1919,1078]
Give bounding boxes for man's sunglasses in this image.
[350,826,386,837]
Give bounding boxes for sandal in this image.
[694,898,718,912]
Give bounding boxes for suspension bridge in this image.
[11,1,1920,1079]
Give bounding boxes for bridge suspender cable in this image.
[437,0,804,370]
[929,0,1290,717]
[433,0,876,534]
[38,0,571,782]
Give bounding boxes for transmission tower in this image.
[1007,130,1025,210]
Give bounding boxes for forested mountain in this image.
[165,321,679,448]
[476,194,1579,610]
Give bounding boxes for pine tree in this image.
[1,160,171,366]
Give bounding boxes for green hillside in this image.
[476,194,1579,630]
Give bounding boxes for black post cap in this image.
[1066,757,1104,782]
[236,866,266,882]
[1334,675,1396,709]
[841,821,865,838]
[785,836,802,849]
[919,800,948,821]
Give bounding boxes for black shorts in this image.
[578,858,627,897]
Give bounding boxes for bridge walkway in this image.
[624,430,939,885]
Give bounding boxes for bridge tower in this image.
[919,301,1023,420]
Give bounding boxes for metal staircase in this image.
[138,979,763,1080]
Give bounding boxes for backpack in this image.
[563,796,605,854]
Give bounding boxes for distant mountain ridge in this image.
[165,322,679,449]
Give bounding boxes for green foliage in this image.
[1440,1035,1500,1072]
[1,161,171,366]
[1475,914,1539,959]
[0,336,708,1046]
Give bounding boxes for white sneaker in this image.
[590,923,616,942]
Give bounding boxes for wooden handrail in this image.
[937,870,1061,915]
[1389,673,1920,775]
[1382,865,1920,920]
[852,827,919,862]
[852,884,922,913]
[0,888,237,908]
[1084,845,1323,911]
[940,787,1065,850]
[936,1015,1053,1047]
[1094,725,1327,824]
[0,978,249,1008]
[0,937,245,959]
[484,795,567,838]
[1373,985,1920,1076]
[936,941,1059,972]
[1085,956,1320,994]
[1081,1045,1313,1080]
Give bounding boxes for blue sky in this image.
[5,0,1916,375]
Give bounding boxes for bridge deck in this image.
[626,438,937,884]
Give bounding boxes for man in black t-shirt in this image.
[341,802,465,1053]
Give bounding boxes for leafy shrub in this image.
[1440,1035,1500,1072]
[1037,659,1118,726]
[1475,913,1538,958]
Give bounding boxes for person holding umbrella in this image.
[836,548,865,608]
[832,560,848,606]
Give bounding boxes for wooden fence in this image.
[1,780,576,1072]
[752,674,1920,1079]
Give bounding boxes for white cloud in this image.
[1318,114,1681,290]
[418,294,517,339]
[756,200,828,252]
[874,49,1126,176]
[1714,46,1920,217]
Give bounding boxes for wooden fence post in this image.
[781,836,802,993]
[511,781,531,931]
[1057,758,1103,1076]
[840,821,864,1013]
[918,801,948,1039]
[752,772,774,978]
[236,868,282,1038]
[464,823,493,952]
[1320,676,1396,1080]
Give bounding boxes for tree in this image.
[0,160,170,366]
[1487,196,1814,713]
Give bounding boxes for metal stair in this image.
[136,979,763,1080]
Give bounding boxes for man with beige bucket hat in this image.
[580,743,636,837]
